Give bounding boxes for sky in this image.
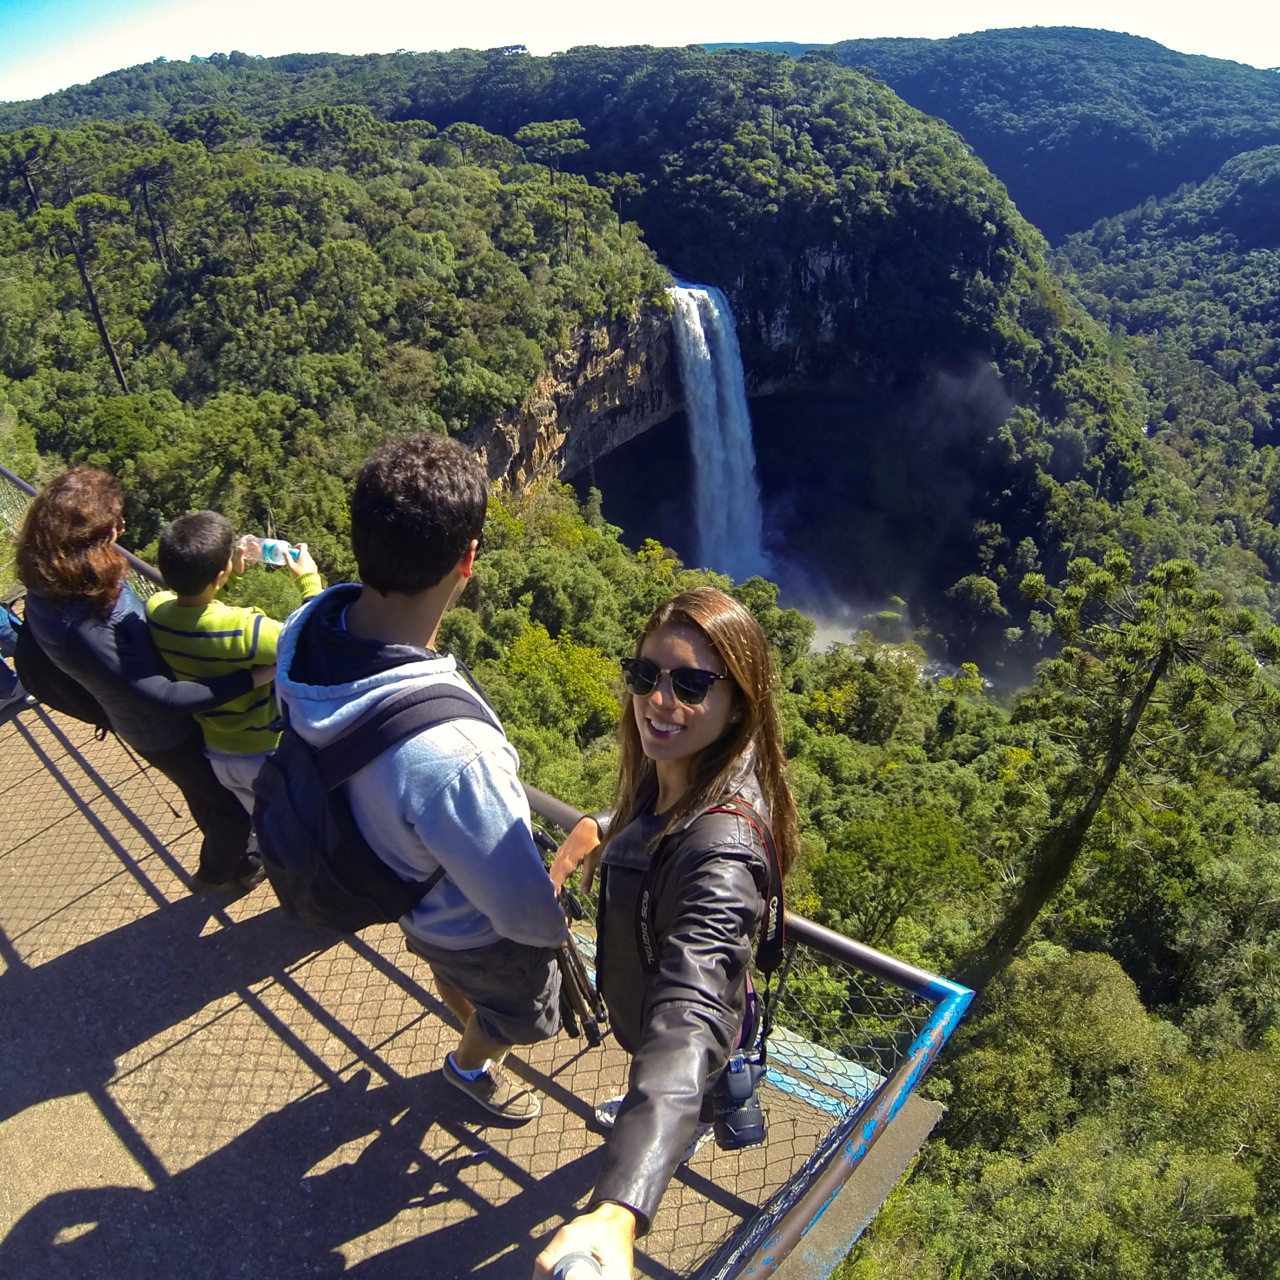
[1,0,1278,103]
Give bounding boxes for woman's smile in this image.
[633,622,737,806]
[643,716,685,737]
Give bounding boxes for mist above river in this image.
[573,365,1016,656]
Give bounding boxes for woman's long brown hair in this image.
[16,468,128,616]
[608,587,799,874]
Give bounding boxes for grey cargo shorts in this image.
[404,931,562,1045]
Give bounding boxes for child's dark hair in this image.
[350,433,488,595]
[157,511,235,598]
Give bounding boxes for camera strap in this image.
[634,794,786,1053]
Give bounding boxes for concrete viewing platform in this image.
[0,698,941,1279]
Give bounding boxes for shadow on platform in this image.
[0,1065,609,1280]
[0,901,339,1125]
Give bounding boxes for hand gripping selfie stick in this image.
[552,1252,605,1279]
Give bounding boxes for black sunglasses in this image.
[621,657,729,706]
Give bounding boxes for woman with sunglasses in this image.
[535,587,799,1280]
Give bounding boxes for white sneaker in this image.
[0,681,34,712]
[594,1095,625,1128]
[595,1095,712,1161]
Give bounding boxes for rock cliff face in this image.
[470,259,862,493]
[466,303,682,491]
[732,249,868,394]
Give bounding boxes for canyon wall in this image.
[466,303,682,491]
[470,255,862,494]
[733,249,870,394]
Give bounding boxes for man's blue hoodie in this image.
[274,584,566,952]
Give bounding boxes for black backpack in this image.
[253,682,491,933]
[6,599,112,732]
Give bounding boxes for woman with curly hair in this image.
[16,468,271,890]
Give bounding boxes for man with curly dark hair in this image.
[273,434,565,1122]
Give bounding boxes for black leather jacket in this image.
[590,764,771,1234]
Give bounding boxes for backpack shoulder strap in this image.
[704,795,788,1060]
[451,654,498,715]
[313,684,493,792]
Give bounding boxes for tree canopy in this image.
[3,40,1280,1280]
[718,28,1280,242]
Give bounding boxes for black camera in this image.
[709,1051,767,1149]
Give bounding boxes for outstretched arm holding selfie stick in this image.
[532,590,797,1280]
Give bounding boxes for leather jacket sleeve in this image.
[591,815,768,1233]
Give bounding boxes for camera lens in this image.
[711,1053,767,1150]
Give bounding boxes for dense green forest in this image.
[721,28,1280,242]
[1059,147,1280,613]
[0,44,1183,649]
[3,38,1280,1280]
[0,108,666,568]
[0,42,1140,372]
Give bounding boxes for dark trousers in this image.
[139,732,251,880]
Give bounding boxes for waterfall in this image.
[668,283,770,581]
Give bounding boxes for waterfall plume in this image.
[668,283,770,582]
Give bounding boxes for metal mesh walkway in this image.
[0,701,918,1279]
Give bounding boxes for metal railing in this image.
[524,784,973,1280]
[1,461,974,1278]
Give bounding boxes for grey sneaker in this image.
[443,1054,541,1122]
[595,1094,711,1161]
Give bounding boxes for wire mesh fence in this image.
[0,470,33,545]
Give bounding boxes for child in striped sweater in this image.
[147,511,323,814]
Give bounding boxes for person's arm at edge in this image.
[404,728,568,949]
[71,611,256,713]
[550,814,606,893]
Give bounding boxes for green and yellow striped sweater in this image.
[146,572,322,754]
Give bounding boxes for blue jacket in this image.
[274,585,567,952]
[22,584,254,752]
